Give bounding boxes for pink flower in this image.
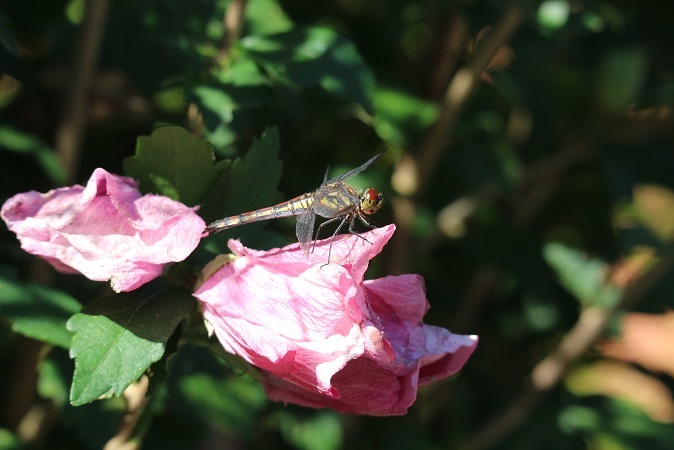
[1,168,205,292]
[195,224,478,416]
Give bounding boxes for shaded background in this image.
[2,0,674,449]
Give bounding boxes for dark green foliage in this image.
[0,271,81,349]
[124,126,229,206]
[200,127,284,251]
[1,0,674,449]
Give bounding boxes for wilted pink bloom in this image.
[195,224,478,416]
[1,168,205,292]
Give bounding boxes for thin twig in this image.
[460,256,673,450]
[387,7,524,275]
[192,0,247,134]
[446,142,594,331]
[415,7,524,199]
[426,14,468,99]
[54,0,110,184]
[215,0,248,67]
[103,376,150,450]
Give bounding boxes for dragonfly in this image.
[204,153,385,260]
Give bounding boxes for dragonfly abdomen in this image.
[205,193,313,234]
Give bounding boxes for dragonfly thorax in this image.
[359,188,384,215]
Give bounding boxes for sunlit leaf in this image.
[0,125,66,185]
[0,428,21,450]
[245,0,293,36]
[37,351,72,405]
[124,126,229,205]
[176,373,267,435]
[566,361,674,423]
[543,242,620,306]
[274,411,343,450]
[67,288,194,406]
[188,59,276,149]
[0,274,81,349]
[240,26,375,113]
[373,87,438,146]
[633,184,674,240]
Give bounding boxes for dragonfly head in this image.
[360,188,384,215]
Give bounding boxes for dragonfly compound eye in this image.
[360,188,384,214]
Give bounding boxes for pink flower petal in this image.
[195,224,478,415]
[1,168,205,292]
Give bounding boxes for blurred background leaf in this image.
[0,271,81,349]
[239,26,376,113]
[0,125,66,186]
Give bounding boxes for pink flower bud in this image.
[1,168,205,292]
[195,224,478,416]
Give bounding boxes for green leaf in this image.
[37,351,72,405]
[244,0,293,36]
[274,411,343,450]
[0,125,66,185]
[595,47,650,112]
[240,26,375,113]
[176,373,267,435]
[188,60,276,149]
[0,428,22,450]
[191,85,236,127]
[123,126,229,206]
[0,274,81,349]
[373,87,439,146]
[200,127,284,249]
[67,288,195,406]
[543,243,620,307]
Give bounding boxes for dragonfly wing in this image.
[296,208,317,256]
[322,152,384,185]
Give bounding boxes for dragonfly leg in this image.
[347,214,372,245]
[316,211,380,266]
[356,213,379,229]
[321,215,352,266]
[312,216,345,254]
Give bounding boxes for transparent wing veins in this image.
[296,207,317,256]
